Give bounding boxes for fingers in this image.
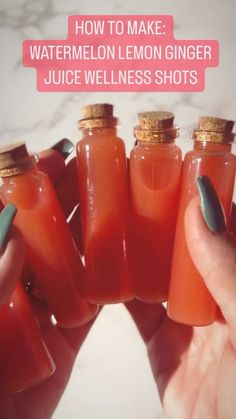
[0,227,25,305]
[185,196,236,345]
[125,299,166,344]
[125,299,193,402]
[12,301,100,419]
[59,306,102,353]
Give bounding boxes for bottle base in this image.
[56,304,99,329]
[136,294,167,304]
[5,361,55,394]
[87,293,134,305]
[167,309,216,327]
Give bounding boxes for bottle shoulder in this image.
[130,143,182,160]
[77,134,124,143]
[77,136,125,154]
[184,148,235,162]
[0,168,52,194]
[0,168,58,210]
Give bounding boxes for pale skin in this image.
[0,150,236,419]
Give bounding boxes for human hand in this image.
[0,143,99,419]
[126,177,236,419]
[2,146,235,419]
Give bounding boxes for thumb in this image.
[185,178,236,344]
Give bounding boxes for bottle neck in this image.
[81,127,117,137]
[136,139,176,147]
[193,140,232,152]
[1,164,37,184]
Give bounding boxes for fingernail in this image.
[0,204,17,251]
[196,176,226,233]
[51,138,74,160]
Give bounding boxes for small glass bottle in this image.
[0,143,98,328]
[77,104,132,303]
[168,116,236,326]
[0,283,55,393]
[129,112,182,302]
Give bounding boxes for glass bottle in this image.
[129,112,182,302]
[77,104,132,303]
[168,116,236,326]
[0,282,55,393]
[0,143,98,328]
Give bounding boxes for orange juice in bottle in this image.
[129,112,182,302]
[168,117,236,326]
[0,143,98,328]
[77,104,132,303]
[0,282,55,393]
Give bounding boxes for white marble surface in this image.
[0,0,236,418]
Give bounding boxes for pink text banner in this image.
[23,15,219,92]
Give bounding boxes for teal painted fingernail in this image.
[51,138,74,160]
[196,176,226,234]
[0,204,17,251]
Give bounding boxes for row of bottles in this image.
[0,104,235,394]
[77,105,235,328]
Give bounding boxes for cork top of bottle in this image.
[198,116,234,133]
[138,111,175,130]
[0,142,38,177]
[78,103,118,129]
[134,111,179,143]
[192,116,235,143]
[82,104,114,119]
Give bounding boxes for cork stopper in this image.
[198,116,234,133]
[0,143,28,168]
[138,111,174,130]
[78,103,118,129]
[0,142,38,177]
[82,104,114,119]
[134,111,179,143]
[192,116,235,143]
